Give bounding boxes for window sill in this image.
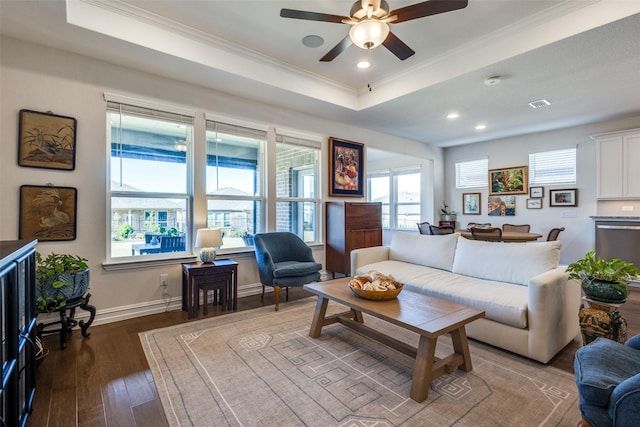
[102,242,325,271]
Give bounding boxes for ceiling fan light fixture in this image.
[349,19,389,49]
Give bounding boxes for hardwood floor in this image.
[27,287,640,427]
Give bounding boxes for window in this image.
[529,147,577,185]
[206,120,265,249]
[368,168,421,230]
[456,158,488,189]
[107,99,194,260]
[275,133,321,243]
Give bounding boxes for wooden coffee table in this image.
[304,278,485,402]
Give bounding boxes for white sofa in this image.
[350,231,582,363]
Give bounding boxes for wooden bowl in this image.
[349,283,403,301]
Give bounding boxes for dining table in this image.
[455,229,543,242]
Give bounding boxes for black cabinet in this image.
[1,240,37,427]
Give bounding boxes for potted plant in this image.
[440,200,457,222]
[566,250,639,303]
[36,252,90,313]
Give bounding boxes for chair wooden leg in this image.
[261,285,265,301]
[285,286,289,302]
[274,286,281,311]
[577,419,593,427]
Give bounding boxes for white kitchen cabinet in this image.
[592,128,640,199]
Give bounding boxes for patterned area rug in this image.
[140,298,580,426]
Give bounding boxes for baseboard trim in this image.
[38,282,268,328]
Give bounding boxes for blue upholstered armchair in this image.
[574,334,640,427]
[254,232,322,311]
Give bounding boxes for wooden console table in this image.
[182,259,238,319]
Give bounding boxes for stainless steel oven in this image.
[595,220,640,285]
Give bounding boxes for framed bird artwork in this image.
[18,109,77,170]
[19,184,77,241]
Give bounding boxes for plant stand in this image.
[578,297,627,345]
[37,293,96,349]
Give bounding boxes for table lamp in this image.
[195,228,223,263]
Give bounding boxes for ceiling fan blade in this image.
[390,0,468,23]
[382,31,415,60]
[320,36,353,62]
[280,9,347,24]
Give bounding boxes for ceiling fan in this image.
[280,0,469,62]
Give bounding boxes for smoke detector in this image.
[484,76,502,86]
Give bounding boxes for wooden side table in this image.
[182,259,238,319]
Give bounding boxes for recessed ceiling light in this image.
[475,124,486,130]
[528,99,551,109]
[357,61,371,69]
[302,35,324,48]
[447,113,459,119]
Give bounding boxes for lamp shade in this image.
[195,228,223,263]
[349,19,390,49]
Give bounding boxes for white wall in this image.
[0,37,442,323]
[444,115,640,264]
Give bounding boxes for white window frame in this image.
[205,119,266,249]
[105,95,195,264]
[529,147,577,185]
[274,131,322,243]
[368,167,421,230]
[456,158,488,189]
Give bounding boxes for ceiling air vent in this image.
[528,99,551,109]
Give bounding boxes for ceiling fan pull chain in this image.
[368,48,373,92]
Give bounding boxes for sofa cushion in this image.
[388,231,459,272]
[273,261,322,278]
[356,260,529,328]
[451,238,561,286]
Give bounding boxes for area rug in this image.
[139,298,580,427]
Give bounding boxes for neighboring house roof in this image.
[111,185,253,211]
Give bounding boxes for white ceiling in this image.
[2,0,640,147]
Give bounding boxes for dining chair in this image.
[546,227,565,241]
[467,222,491,229]
[470,227,502,241]
[429,225,455,235]
[416,222,431,235]
[502,224,531,232]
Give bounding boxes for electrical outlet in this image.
[160,273,169,287]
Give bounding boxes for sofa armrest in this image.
[526,266,582,363]
[609,373,640,427]
[350,246,390,276]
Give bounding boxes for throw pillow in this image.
[389,231,459,271]
[451,238,561,285]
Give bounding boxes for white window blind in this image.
[529,148,576,185]
[456,158,488,189]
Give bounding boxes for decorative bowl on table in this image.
[348,272,404,301]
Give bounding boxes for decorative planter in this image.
[582,278,628,303]
[440,214,457,222]
[36,268,90,311]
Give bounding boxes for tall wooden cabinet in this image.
[1,240,37,427]
[325,202,382,276]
